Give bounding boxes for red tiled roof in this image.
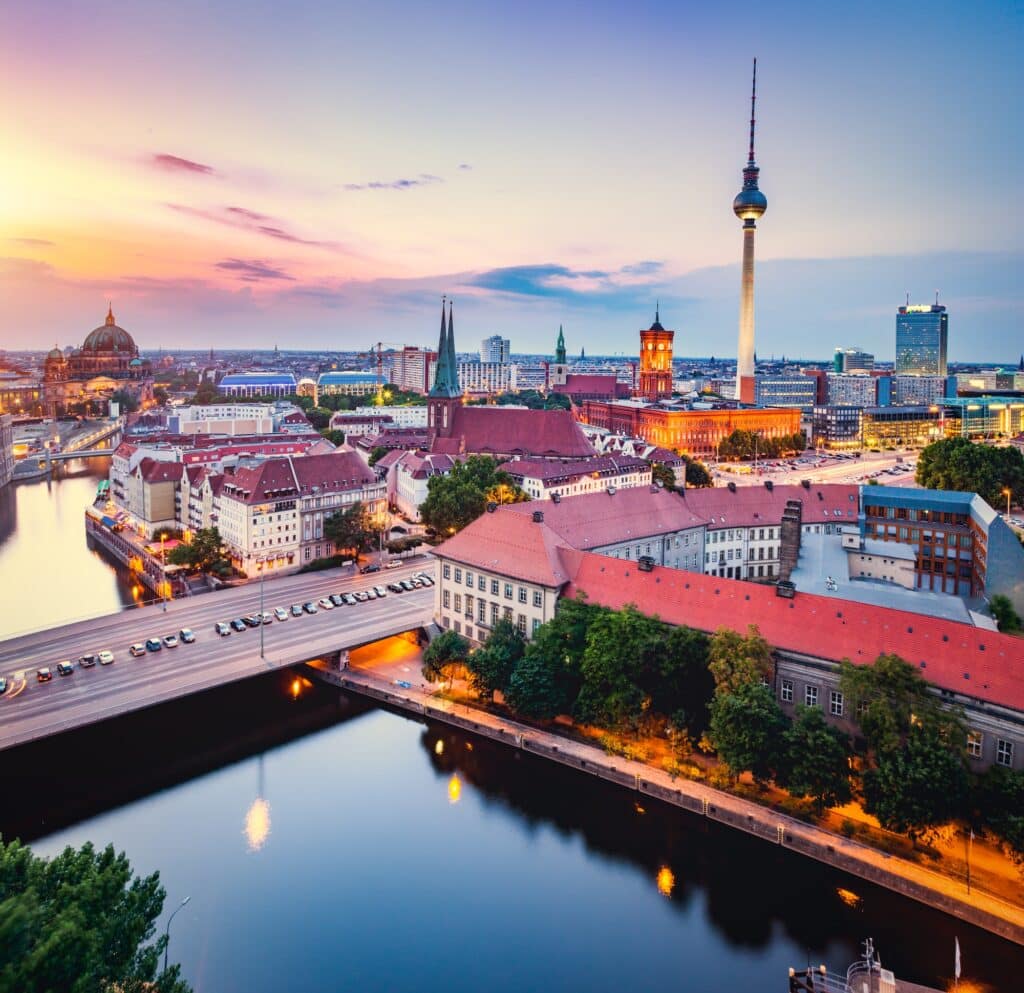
[504,485,704,548]
[553,374,629,398]
[440,407,595,459]
[221,459,298,504]
[435,509,576,587]
[396,450,455,479]
[565,555,1024,712]
[680,483,860,529]
[137,458,184,484]
[291,451,376,492]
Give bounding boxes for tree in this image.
[989,593,1022,633]
[646,625,712,736]
[916,436,1024,510]
[420,456,526,536]
[305,407,331,430]
[651,463,678,491]
[779,706,853,813]
[0,839,192,993]
[973,766,1024,868]
[682,456,713,488]
[707,625,773,696]
[422,630,470,687]
[109,389,140,414]
[466,618,525,701]
[323,501,375,557]
[153,386,169,406]
[505,645,569,719]
[708,682,788,784]
[368,446,389,467]
[167,527,230,574]
[320,429,346,447]
[862,719,969,840]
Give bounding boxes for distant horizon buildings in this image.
[896,301,948,377]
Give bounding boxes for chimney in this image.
[532,510,545,523]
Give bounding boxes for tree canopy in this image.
[915,436,1024,509]
[420,456,526,535]
[682,455,713,488]
[422,630,470,686]
[466,618,525,701]
[778,706,853,812]
[0,839,191,993]
[708,682,788,784]
[167,527,231,575]
[718,430,805,461]
[707,625,773,696]
[323,501,376,557]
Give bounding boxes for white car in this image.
[162,634,179,648]
[318,597,334,610]
[98,649,115,665]
[373,585,387,597]
[274,607,288,621]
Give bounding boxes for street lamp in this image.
[160,533,167,612]
[1003,487,1012,516]
[162,895,191,975]
[258,558,265,659]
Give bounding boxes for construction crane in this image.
[357,341,408,405]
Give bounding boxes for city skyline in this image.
[1,2,1021,359]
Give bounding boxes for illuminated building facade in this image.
[637,308,674,401]
[895,302,948,376]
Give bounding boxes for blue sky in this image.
[1,0,1021,360]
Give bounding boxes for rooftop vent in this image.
[764,480,774,491]
[801,479,811,489]
[551,492,561,503]
[637,555,655,572]
[532,510,545,523]
[607,485,617,495]
[776,580,796,599]
[728,481,737,493]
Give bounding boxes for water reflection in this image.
[245,756,272,852]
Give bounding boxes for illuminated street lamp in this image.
[1002,487,1012,516]
[162,895,191,974]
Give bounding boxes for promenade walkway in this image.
[336,667,1024,946]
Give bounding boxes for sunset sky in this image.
[1,1,1021,360]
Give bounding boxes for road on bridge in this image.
[0,561,436,751]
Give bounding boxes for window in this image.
[491,579,499,595]
[491,603,499,626]
[478,575,486,592]
[856,699,870,718]
[442,563,451,580]
[805,685,819,708]
[533,590,543,608]
[503,606,513,621]
[517,614,527,634]
[966,731,983,759]
[442,590,450,609]
[780,679,793,703]
[454,568,462,583]
[454,593,462,613]
[465,571,473,587]
[464,595,473,616]
[829,690,844,717]
[532,618,541,635]
[996,739,1014,768]
[477,600,486,623]
[518,587,527,604]
[504,583,513,600]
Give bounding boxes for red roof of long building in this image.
[436,406,596,460]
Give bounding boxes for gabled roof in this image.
[221,459,298,504]
[565,555,1024,713]
[441,406,595,459]
[137,459,184,484]
[680,483,860,529]
[434,509,575,587]
[290,451,376,492]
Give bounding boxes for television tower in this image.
[733,58,767,405]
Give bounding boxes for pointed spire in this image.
[429,296,460,399]
[656,300,660,323]
[105,301,115,326]
[555,324,567,364]
[748,58,757,165]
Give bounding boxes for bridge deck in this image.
[0,562,435,751]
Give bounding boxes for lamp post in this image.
[160,533,167,612]
[258,559,265,659]
[1003,487,1012,516]
[162,895,191,975]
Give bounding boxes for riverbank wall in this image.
[332,668,1024,947]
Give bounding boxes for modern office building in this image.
[827,374,886,407]
[810,405,863,450]
[480,335,511,364]
[316,371,380,397]
[217,372,298,398]
[860,405,952,449]
[892,374,956,406]
[387,346,437,395]
[754,375,818,409]
[833,348,874,373]
[895,302,948,376]
[457,361,516,395]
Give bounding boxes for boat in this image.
[787,938,944,993]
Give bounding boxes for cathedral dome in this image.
[81,305,138,354]
[46,346,65,362]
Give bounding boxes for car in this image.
[37,667,53,683]
[360,563,381,574]
[0,676,6,695]
[146,638,162,652]
[98,650,115,665]
[230,618,247,632]
[387,583,403,594]
[410,578,424,588]
[162,634,179,648]
[261,612,273,625]
[57,660,75,677]
[303,601,318,614]
[343,593,358,606]
[318,597,334,610]
[79,653,97,668]
[354,591,369,602]
[130,643,146,657]
[329,594,345,606]
[274,607,289,621]
[180,628,196,643]
[400,580,414,591]
[215,622,231,636]
[385,560,402,569]
[373,585,388,598]
[395,679,412,689]
[290,604,304,617]
[244,615,262,628]
[416,575,433,587]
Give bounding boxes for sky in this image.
[1,0,1022,362]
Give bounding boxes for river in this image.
[0,465,1019,992]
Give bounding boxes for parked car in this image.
[317,597,334,610]
[37,667,53,683]
[230,618,247,632]
[400,580,414,591]
[343,593,358,606]
[57,660,75,677]
[303,602,318,614]
[365,589,378,600]
[215,622,231,636]
[385,561,402,570]
[180,628,196,643]
[354,591,369,602]
[261,612,273,625]
[360,563,381,574]
[274,607,289,621]
[0,677,6,695]
[329,593,345,606]
[98,650,115,665]
[162,634,179,648]
[244,615,262,628]
[387,583,404,594]
[79,653,98,668]
[416,575,433,587]
[130,643,147,656]
[145,638,162,652]
[290,604,304,617]
[373,585,388,598]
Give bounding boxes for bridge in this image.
[0,561,435,752]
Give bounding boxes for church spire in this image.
[555,324,566,364]
[429,296,460,399]
[105,302,115,327]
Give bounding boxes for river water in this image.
[0,465,1019,992]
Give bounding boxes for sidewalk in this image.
[335,666,1024,946]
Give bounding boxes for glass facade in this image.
[895,304,948,376]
